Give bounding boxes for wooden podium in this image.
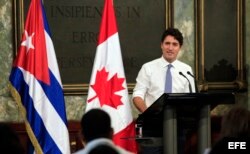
[136,92,235,154]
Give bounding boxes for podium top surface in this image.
[164,92,235,104]
[137,92,235,121]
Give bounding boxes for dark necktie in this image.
[165,64,172,93]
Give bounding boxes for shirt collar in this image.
[83,138,114,153]
[160,56,178,68]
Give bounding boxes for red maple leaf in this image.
[88,67,125,109]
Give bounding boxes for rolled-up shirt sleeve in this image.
[132,64,149,100]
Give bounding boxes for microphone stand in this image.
[179,72,193,93]
[187,71,199,93]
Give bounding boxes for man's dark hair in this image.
[81,109,112,142]
[161,27,183,46]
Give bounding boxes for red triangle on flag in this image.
[14,0,50,85]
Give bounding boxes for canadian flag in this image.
[86,0,137,153]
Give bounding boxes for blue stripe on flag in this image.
[40,0,67,123]
[39,70,67,124]
[41,0,52,36]
[9,67,62,154]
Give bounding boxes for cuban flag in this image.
[9,0,70,153]
[86,0,137,153]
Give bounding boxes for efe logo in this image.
[228,142,246,149]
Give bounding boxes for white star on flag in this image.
[21,30,35,53]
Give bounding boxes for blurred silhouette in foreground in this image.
[208,106,250,154]
[74,109,132,154]
[0,123,24,154]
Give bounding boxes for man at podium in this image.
[132,27,196,113]
[132,28,196,154]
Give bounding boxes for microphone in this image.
[187,71,199,93]
[179,72,192,93]
[187,71,195,78]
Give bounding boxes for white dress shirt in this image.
[73,138,133,154]
[133,56,196,107]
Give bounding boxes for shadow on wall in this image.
[205,59,237,82]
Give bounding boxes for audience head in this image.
[161,27,183,46]
[0,123,24,154]
[220,106,250,138]
[81,109,113,142]
[88,144,119,154]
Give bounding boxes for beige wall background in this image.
[0,0,249,121]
